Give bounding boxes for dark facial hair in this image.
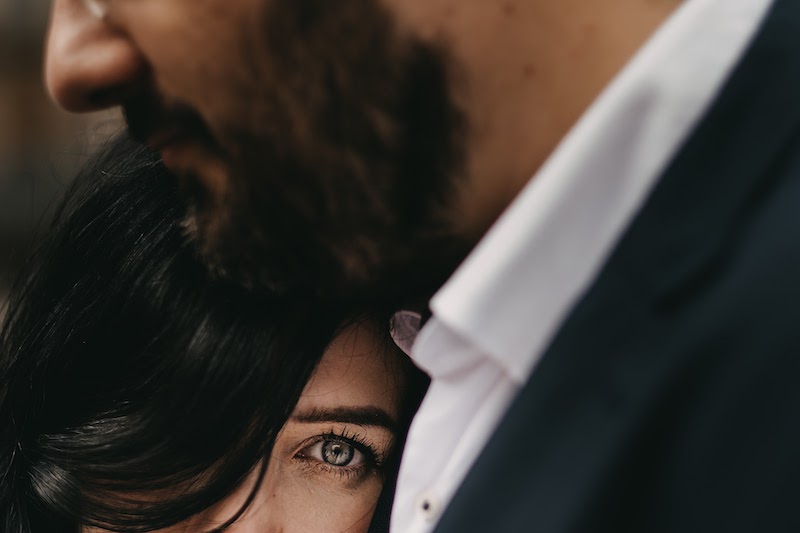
[131,0,469,306]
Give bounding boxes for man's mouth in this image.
[146,129,192,153]
[123,91,216,155]
[143,129,197,176]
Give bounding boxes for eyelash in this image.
[294,428,383,480]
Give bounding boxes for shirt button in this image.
[417,491,443,522]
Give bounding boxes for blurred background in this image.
[0,0,120,307]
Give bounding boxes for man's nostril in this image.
[88,85,134,109]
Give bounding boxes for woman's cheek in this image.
[255,460,384,533]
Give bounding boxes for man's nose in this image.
[44,1,147,112]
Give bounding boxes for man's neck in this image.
[442,0,684,241]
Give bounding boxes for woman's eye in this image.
[301,438,366,467]
[322,440,357,466]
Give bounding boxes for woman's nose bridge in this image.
[45,1,146,112]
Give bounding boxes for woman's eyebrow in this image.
[290,406,398,431]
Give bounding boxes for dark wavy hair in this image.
[0,134,351,532]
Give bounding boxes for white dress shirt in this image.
[390,1,775,532]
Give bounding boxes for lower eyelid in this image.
[294,453,374,485]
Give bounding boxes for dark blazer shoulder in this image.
[435,1,800,531]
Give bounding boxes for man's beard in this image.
[129,0,469,305]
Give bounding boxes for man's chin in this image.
[189,216,466,311]
[181,201,312,295]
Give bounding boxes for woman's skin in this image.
[84,319,406,533]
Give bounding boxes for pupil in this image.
[322,440,354,466]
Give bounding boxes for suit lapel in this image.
[625,0,800,307]
[434,0,800,531]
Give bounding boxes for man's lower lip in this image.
[160,144,182,170]
[147,132,184,152]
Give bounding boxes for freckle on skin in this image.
[502,2,517,16]
[523,64,537,79]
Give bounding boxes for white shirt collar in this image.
[423,0,774,384]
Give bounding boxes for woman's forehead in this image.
[297,320,404,416]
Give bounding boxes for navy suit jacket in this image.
[372,0,800,531]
